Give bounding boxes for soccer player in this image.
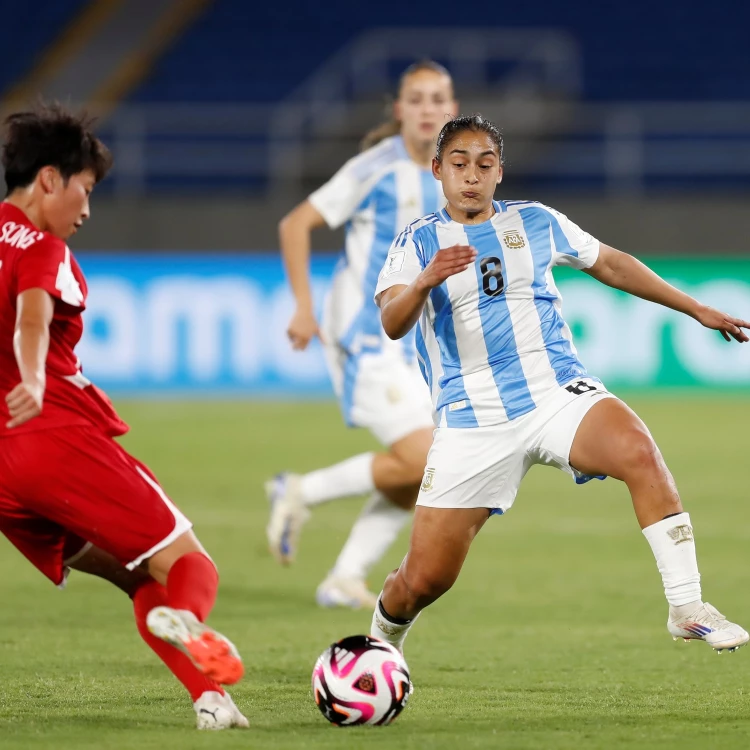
[265,61,458,608]
[370,114,750,655]
[0,105,247,730]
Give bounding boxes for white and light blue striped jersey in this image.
[310,135,445,359]
[374,200,601,427]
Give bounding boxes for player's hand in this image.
[417,245,477,290]
[694,305,750,343]
[287,306,323,351]
[5,380,44,428]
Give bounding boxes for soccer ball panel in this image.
[312,635,411,726]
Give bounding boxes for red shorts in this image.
[0,425,192,586]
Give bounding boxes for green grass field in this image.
[1,397,749,749]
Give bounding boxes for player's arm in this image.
[6,288,55,428]
[377,245,477,339]
[585,243,750,343]
[278,199,328,350]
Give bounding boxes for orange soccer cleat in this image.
[146,606,244,684]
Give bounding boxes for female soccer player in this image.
[0,105,247,730]
[370,114,750,655]
[266,60,458,608]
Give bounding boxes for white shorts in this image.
[416,378,617,514]
[324,344,435,447]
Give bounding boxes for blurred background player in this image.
[0,104,247,731]
[370,114,750,656]
[265,61,458,608]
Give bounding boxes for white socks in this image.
[371,595,418,652]
[299,452,375,507]
[642,512,702,609]
[331,491,411,580]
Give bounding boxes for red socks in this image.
[132,552,222,702]
[165,551,218,622]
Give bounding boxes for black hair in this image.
[360,59,453,151]
[2,102,113,194]
[436,114,504,164]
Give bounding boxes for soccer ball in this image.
[312,635,411,726]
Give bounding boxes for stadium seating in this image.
[0,0,91,97]
[130,0,750,104]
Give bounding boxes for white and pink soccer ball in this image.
[312,635,412,726]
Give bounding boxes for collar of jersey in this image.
[438,200,506,225]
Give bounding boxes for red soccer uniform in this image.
[0,202,191,585]
[0,202,128,437]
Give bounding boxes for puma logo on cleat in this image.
[199,708,219,721]
[667,525,694,545]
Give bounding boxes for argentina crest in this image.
[420,468,436,492]
[502,229,525,249]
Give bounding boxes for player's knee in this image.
[620,430,662,476]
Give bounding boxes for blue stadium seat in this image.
[131,0,750,104]
[0,1,91,97]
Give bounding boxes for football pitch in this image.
[1,396,749,749]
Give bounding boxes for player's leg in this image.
[67,542,152,595]
[315,426,433,609]
[68,544,225,695]
[18,428,245,681]
[67,543,247,729]
[371,506,489,651]
[74,529,243,687]
[0,498,245,728]
[78,466,247,720]
[370,423,525,651]
[566,395,748,651]
[128,524,245,687]
[0,429,247,728]
[266,352,433,571]
[279,426,431,509]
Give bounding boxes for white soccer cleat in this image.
[264,473,310,565]
[194,690,249,730]
[316,574,379,610]
[668,602,749,653]
[146,606,244,684]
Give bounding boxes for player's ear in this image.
[432,157,441,181]
[38,166,59,195]
[496,166,504,185]
[392,99,402,125]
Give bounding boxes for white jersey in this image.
[310,135,444,360]
[375,200,601,428]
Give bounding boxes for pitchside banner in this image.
[75,254,750,395]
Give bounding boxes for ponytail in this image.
[360,119,401,152]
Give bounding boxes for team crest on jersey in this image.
[502,230,526,249]
[420,468,436,492]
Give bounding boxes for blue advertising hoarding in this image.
[76,254,336,396]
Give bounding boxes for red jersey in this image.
[0,202,128,437]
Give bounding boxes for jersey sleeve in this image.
[308,156,375,229]
[15,238,85,308]
[543,206,600,269]
[374,228,423,302]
